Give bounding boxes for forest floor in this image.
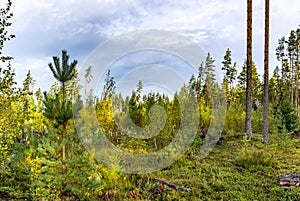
[1,132,300,200]
[137,132,300,200]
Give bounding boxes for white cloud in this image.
[1,0,299,92]
[11,57,55,91]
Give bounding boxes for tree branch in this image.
[154,178,191,192]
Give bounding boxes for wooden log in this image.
[279,174,300,187]
[154,178,191,192]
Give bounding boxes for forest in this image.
[1,0,300,200]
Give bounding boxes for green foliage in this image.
[224,107,245,133]
[48,50,77,83]
[102,69,116,99]
[95,96,117,140]
[271,128,295,152]
[0,0,15,61]
[0,64,23,166]
[221,48,237,106]
[237,60,262,108]
[273,98,298,132]
[236,148,277,172]
[1,12,300,199]
[271,187,300,201]
[43,92,73,126]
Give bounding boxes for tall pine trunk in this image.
[262,0,269,143]
[291,56,294,106]
[246,0,253,138]
[296,50,299,115]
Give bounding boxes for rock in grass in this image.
[279,174,300,187]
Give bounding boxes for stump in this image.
[279,174,300,186]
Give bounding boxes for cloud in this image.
[2,0,299,92]
[10,57,55,91]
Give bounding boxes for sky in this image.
[2,0,300,95]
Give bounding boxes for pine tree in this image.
[204,52,216,85]
[222,48,237,105]
[96,70,117,141]
[44,50,77,175]
[262,0,270,143]
[237,61,261,107]
[20,70,35,147]
[268,66,281,105]
[275,37,287,79]
[295,27,300,114]
[246,0,253,139]
[286,31,296,105]
[102,69,116,99]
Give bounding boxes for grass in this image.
[124,132,300,201]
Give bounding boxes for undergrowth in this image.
[1,132,299,200]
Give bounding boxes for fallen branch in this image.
[279,174,300,187]
[154,178,191,192]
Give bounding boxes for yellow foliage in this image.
[96,97,115,134]
[25,147,42,179]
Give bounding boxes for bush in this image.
[224,107,245,133]
[273,100,298,132]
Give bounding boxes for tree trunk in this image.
[262,0,269,143]
[296,47,299,115]
[246,0,253,139]
[291,56,294,106]
[62,81,66,175]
